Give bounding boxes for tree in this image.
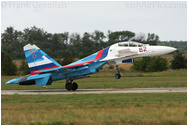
[1,26,14,44]
[146,33,159,45]
[1,27,24,59]
[132,57,150,72]
[171,51,187,69]
[91,30,106,50]
[69,33,81,45]
[19,60,30,75]
[69,33,82,58]
[1,52,17,75]
[133,32,146,43]
[61,32,69,46]
[108,31,135,44]
[61,51,74,65]
[145,57,168,72]
[132,57,168,72]
[23,26,45,46]
[51,33,62,51]
[91,30,106,44]
[81,32,95,57]
[50,33,65,58]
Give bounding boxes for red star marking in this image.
[33,54,36,58]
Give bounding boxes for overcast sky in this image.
[1,1,187,41]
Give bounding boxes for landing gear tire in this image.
[65,82,73,91]
[65,82,78,91]
[72,82,78,91]
[115,74,121,79]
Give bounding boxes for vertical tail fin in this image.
[23,44,62,75]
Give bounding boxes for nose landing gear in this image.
[115,65,121,79]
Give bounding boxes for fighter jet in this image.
[6,41,176,91]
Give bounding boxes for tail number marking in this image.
[139,47,147,52]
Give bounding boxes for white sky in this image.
[1,1,187,41]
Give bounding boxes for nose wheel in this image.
[115,65,121,79]
[65,82,78,91]
[115,73,121,79]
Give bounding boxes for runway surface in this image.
[1,87,187,95]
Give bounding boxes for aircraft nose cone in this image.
[165,47,177,53]
[158,46,177,55]
[149,46,177,56]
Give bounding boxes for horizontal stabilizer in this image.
[35,74,51,85]
[6,77,22,84]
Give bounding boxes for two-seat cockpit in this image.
[117,41,148,47]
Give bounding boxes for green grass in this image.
[1,69,187,90]
[1,93,187,125]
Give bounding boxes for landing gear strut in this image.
[65,81,78,91]
[115,65,121,79]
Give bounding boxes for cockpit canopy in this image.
[118,41,148,47]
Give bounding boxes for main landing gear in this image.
[65,81,78,91]
[115,65,121,79]
[65,75,90,91]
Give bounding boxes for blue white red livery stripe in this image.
[61,46,110,69]
[23,44,61,75]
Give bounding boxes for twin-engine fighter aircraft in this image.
[6,41,176,91]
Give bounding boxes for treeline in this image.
[2,26,162,60]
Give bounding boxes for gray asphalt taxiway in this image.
[1,87,187,95]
